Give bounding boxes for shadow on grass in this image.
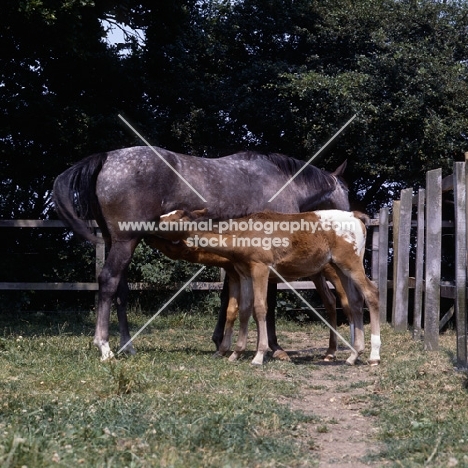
[444,349,468,392]
[0,310,95,337]
[285,347,353,367]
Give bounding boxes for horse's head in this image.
[330,160,350,211]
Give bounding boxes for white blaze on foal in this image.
[159,209,381,366]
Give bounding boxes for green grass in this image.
[369,325,468,467]
[0,310,319,467]
[1,309,468,467]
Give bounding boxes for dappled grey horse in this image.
[53,146,350,360]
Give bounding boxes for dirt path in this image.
[273,331,386,467]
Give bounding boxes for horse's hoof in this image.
[228,352,240,362]
[323,354,336,362]
[121,345,136,356]
[368,359,380,366]
[100,351,115,362]
[272,350,291,361]
[212,351,224,359]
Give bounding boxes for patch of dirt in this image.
[272,331,387,467]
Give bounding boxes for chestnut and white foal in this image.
[148,235,363,362]
[159,209,380,366]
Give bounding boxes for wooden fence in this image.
[378,159,468,368]
[0,220,329,293]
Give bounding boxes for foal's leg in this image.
[250,265,270,366]
[325,267,365,358]
[217,274,240,357]
[94,238,138,361]
[228,275,253,363]
[359,278,381,365]
[219,281,291,361]
[115,270,136,356]
[267,283,291,361]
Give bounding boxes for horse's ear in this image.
[331,160,347,177]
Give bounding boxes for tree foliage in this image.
[2,0,468,308]
[3,0,468,213]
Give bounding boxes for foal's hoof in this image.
[323,354,336,362]
[212,351,225,359]
[251,353,265,366]
[250,359,263,366]
[228,352,240,362]
[368,359,380,366]
[345,356,358,366]
[272,350,291,362]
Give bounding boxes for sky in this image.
[100,19,145,53]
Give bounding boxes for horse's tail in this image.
[53,153,108,244]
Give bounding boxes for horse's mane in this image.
[232,151,335,189]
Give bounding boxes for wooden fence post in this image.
[454,161,468,367]
[378,207,389,322]
[424,169,442,351]
[413,188,425,339]
[393,188,413,331]
[392,200,400,327]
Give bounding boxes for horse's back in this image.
[95,146,302,222]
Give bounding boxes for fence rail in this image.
[0,220,336,292]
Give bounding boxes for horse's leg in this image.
[334,274,365,364]
[322,264,364,353]
[349,275,380,365]
[267,284,290,361]
[341,279,364,356]
[212,276,229,350]
[94,239,138,361]
[115,269,136,356]
[311,273,338,361]
[217,274,240,357]
[333,264,380,366]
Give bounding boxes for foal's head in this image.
[159,208,207,224]
[157,208,208,241]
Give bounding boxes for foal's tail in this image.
[352,211,370,227]
[53,153,108,244]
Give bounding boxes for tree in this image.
[134,0,468,213]
[0,0,143,218]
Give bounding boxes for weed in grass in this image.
[327,417,339,425]
[316,424,329,433]
[101,360,148,396]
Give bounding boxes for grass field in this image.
[0,307,467,467]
